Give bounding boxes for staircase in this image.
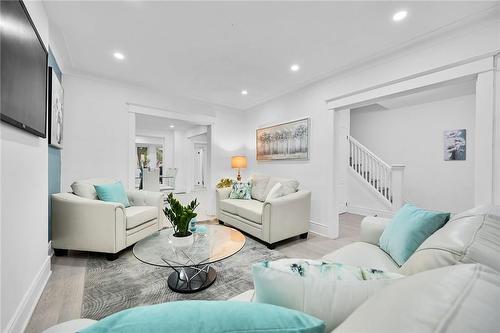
[348,136,405,209]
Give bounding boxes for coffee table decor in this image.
[163,193,199,248]
[133,224,246,293]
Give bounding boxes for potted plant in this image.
[164,193,199,247]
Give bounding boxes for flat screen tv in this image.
[1,0,48,138]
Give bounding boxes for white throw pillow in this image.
[250,175,270,202]
[265,183,284,201]
[71,178,116,200]
[252,259,403,332]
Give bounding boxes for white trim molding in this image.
[309,220,332,238]
[347,205,395,219]
[4,256,51,333]
[327,54,495,111]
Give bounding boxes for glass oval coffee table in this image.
[133,224,246,293]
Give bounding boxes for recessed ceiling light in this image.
[392,10,408,22]
[170,125,175,128]
[290,64,300,72]
[241,90,248,95]
[113,52,125,60]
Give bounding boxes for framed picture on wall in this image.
[256,117,309,161]
[444,129,466,161]
[48,67,64,149]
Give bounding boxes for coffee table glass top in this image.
[133,224,246,268]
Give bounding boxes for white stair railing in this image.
[348,136,405,209]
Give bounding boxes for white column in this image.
[475,71,495,205]
[127,112,136,190]
[494,55,500,205]
[390,164,405,210]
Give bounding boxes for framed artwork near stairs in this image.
[444,129,466,161]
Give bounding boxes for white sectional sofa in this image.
[231,205,500,332]
[216,175,311,248]
[51,178,165,260]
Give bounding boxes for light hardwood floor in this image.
[25,213,363,333]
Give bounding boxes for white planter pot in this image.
[171,232,194,248]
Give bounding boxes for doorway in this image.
[194,143,207,189]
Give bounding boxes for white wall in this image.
[350,94,476,214]
[0,2,54,332]
[62,75,245,213]
[243,19,500,237]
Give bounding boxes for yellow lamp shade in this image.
[231,156,247,169]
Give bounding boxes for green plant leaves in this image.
[163,193,200,237]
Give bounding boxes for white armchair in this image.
[51,179,166,260]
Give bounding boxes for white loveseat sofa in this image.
[216,175,311,249]
[51,178,166,260]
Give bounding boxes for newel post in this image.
[391,164,405,210]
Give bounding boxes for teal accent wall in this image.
[48,49,62,241]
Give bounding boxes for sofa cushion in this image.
[252,259,403,332]
[251,175,270,202]
[80,301,325,333]
[219,199,263,224]
[263,177,299,200]
[322,242,400,273]
[379,203,450,266]
[125,206,157,229]
[335,264,500,333]
[71,178,116,200]
[95,181,131,207]
[401,205,500,275]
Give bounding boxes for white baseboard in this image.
[309,220,336,238]
[5,256,51,333]
[48,240,54,258]
[347,205,395,218]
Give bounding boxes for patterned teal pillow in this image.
[229,181,252,200]
[253,259,403,331]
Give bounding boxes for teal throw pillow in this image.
[80,300,325,333]
[379,203,450,266]
[229,181,252,200]
[94,182,130,207]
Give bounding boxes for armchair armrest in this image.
[127,189,165,228]
[360,216,391,245]
[51,193,126,253]
[263,190,311,243]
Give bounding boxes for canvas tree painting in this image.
[444,129,466,161]
[256,118,309,160]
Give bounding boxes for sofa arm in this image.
[127,189,165,228]
[51,193,126,253]
[216,188,232,218]
[360,216,391,245]
[216,187,231,200]
[264,190,311,243]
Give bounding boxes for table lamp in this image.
[231,156,247,181]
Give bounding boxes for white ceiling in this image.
[136,114,200,133]
[43,1,499,110]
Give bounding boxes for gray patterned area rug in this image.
[81,237,285,320]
